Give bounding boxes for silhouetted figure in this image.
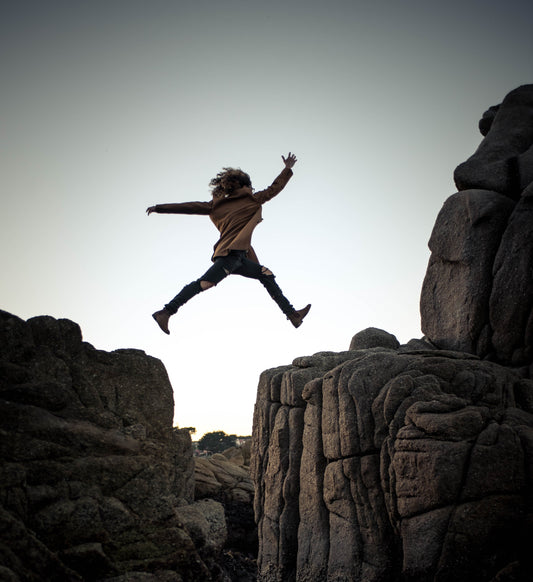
[147,153,310,334]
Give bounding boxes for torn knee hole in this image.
[261,267,273,276]
[200,280,215,290]
[223,268,230,275]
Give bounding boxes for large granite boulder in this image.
[420,189,515,358]
[251,338,533,581]
[421,85,533,369]
[0,310,227,581]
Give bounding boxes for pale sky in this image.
[2,0,532,439]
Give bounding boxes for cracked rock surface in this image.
[0,310,226,581]
[251,339,533,581]
[421,84,533,367]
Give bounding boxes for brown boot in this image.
[287,304,311,328]
[152,309,171,334]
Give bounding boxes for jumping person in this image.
[146,152,311,334]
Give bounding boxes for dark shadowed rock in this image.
[421,89,533,369]
[349,327,400,351]
[490,183,533,366]
[0,310,228,581]
[195,447,258,579]
[420,189,514,357]
[478,104,500,136]
[454,84,533,198]
[195,452,256,552]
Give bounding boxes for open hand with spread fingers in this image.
[282,152,297,169]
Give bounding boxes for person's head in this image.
[209,167,252,198]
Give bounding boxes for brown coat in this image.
[153,167,293,263]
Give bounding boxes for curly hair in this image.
[209,167,252,199]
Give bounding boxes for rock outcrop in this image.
[252,336,533,582]
[4,84,533,582]
[421,84,533,368]
[0,310,228,581]
[251,85,533,582]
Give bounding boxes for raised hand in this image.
[282,152,297,169]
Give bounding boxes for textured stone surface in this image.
[0,310,225,581]
[421,85,533,368]
[420,189,514,357]
[195,445,257,579]
[251,345,533,581]
[195,451,255,549]
[349,327,400,351]
[195,454,254,506]
[490,183,533,365]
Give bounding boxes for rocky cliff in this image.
[0,311,236,581]
[251,85,533,582]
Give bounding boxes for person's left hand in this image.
[282,152,297,169]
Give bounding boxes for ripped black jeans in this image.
[165,250,295,316]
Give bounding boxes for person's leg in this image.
[152,254,241,334]
[234,259,311,327]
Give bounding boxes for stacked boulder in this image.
[421,84,533,369]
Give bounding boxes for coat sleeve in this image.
[153,201,212,215]
[253,168,293,204]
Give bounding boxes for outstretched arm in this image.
[254,152,297,205]
[146,201,212,215]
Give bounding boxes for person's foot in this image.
[152,309,171,334]
[288,304,311,328]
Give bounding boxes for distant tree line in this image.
[197,430,237,454]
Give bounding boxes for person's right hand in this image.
[146,206,156,215]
